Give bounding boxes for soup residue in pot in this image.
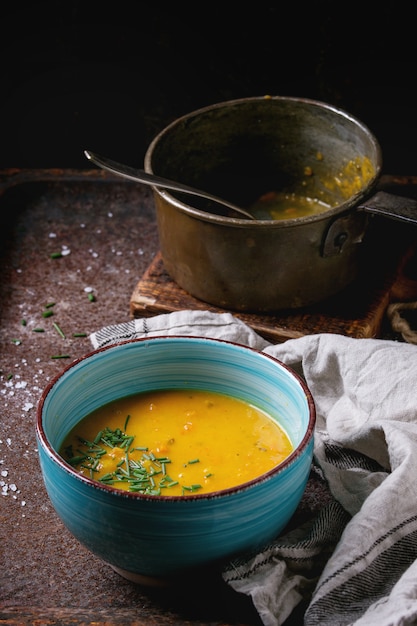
[60,389,293,496]
[248,155,376,220]
[249,191,331,220]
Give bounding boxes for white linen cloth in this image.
[91,310,417,626]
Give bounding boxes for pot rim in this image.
[144,95,383,228]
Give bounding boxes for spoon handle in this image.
[84,150,254,220]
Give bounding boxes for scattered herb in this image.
[42,310,54,318]
[45,302,56,308]
[21,319,27,326]
[33,328,45,333]
[87,293,95,302]
[51,354,71,359]
[50,252,62,259]
[72,332,87,337]
[53,322,66,339]
[11,338,21,345]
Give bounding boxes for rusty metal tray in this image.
[1,169,417,626]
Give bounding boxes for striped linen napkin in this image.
[91,310,417,626]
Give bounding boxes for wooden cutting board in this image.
[130,233,417,343]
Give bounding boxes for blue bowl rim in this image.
[36,335,316,502]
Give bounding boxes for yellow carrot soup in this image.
[60,389,294,496]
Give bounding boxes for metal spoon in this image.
[84,150,255,220]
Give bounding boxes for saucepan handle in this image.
[358,190,417,225]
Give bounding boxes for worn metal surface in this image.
[1,169,414,626]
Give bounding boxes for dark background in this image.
[1,2,417,175]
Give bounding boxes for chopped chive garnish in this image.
[100,473,115,482]
[45,302,56,308]
[123,436,134,449]
[63,423,207,496]
[187,458,200,464]
[11,338,21,345]
[33,328,45,333]
[53,322,66,339]
[182,484,202,493]
[51,354,71,359]
[67,455,88,465]
[72,332,87,337]
[50,252,62,258]
[93,431,103,445]
[87,293,95,302]
[42,310,54,318]
[21,319,27,326]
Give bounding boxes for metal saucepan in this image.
[144,96,417,312]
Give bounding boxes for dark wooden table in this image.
[1,169,417,626]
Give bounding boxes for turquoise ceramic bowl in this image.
[36,336,315,584]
